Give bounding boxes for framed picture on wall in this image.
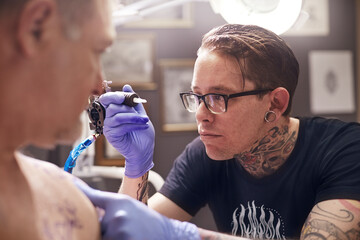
[122,1,193,28]
[159,59,197,132]
[101,33,156,90]
[95,135,125,167]
[309,50,355,114]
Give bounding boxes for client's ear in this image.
[17,0,57,56]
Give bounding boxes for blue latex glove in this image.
[74,180,200,240]
[99,84,154,178]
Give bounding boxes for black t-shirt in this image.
[159,117,360,239]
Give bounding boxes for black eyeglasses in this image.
[179,89,273,114]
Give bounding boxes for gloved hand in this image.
[74,180,200,240]
[99,84,154,178]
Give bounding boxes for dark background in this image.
[24,0,358,231]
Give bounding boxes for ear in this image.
[268,87,290,119]
[17,0,56,56]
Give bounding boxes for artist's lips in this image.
[199,131,222,140]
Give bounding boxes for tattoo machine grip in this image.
[122,92,146,107]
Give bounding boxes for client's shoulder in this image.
[14,151,101,240]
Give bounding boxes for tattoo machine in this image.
[64,81,147,173]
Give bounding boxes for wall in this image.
[25,0,357,232]
[286,0,357,122]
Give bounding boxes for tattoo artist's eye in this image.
[213,95,223,101]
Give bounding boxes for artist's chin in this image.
[204,144,233,161]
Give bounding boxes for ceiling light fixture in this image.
[112,0,305,35]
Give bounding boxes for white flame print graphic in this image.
[231,201,286,239]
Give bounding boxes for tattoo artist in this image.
[76,24,360,240]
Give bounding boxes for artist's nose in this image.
[195,100,213,123]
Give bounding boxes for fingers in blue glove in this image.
[104,103,148,121]
[73,178,110,207]
[104,112,148,127]
[99,85,147,116]
[99,92,125,108]
[73,178,138,209]
[122,84,133,93]
[74,179,200,240]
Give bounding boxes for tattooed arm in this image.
[118,172,149,204]
[301,199,360,239]
[148,194,251,240]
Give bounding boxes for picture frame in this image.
[159,59,197,132]
[122,2,193,28]
[309,50,355,114]
[101,33,156,90]
[95,135,125,167]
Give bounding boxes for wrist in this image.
[124,158,154,178]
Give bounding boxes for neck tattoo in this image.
[234,125,297,178]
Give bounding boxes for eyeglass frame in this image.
[179,88,274,114]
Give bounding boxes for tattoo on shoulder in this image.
[42,200,83,240]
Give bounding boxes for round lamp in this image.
[209,0,303,35]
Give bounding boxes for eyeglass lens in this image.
[183,94,198,112]
[206,95,226,113]
[182,94,226,113]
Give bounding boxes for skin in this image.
[0,0,115,239]
[192,52,273,161]
[122,50,360,239]
[301,200,360,240]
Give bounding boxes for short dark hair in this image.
[0,0,28,17]
[198,24,299,116]
[0,0,94,29]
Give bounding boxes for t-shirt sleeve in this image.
[315,122,360,203]
[159,137,211,216]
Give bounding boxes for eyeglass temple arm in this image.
[228,89,274,99]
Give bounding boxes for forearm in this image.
[300,199,360,240]
[198,228,250,240]
[119,171,149,204]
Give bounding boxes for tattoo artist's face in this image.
[192,51,270,160]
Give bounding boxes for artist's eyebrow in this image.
[191,85,235,93]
